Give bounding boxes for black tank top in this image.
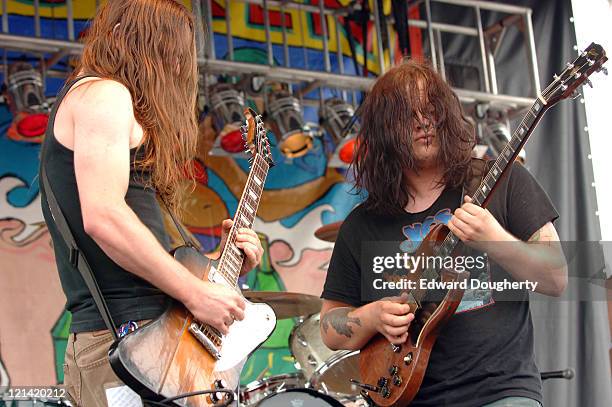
[40,75,171,333]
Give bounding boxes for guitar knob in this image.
[214,379,227,389]
[209,391,225,403]
[377,377,388,388]
[393,374,402,386]
[404,352,413,365]
[388,365,398,376]
[390,343,401,353]
[380,386,391,399]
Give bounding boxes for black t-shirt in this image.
[322,162,558,406]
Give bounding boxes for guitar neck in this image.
[437,98,548,257]
[218,153,269,285]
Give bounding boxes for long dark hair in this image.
[352,59,475,215]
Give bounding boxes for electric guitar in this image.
[358,43,608,406]
[109,108,276,406]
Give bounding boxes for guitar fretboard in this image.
[435,98,546,258]
[217,153,269,285]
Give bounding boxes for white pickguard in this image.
[209,267,276,371]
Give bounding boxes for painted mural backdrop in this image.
[0,0,412,392]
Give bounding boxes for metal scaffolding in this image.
[0,0,540,112]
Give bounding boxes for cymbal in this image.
[314,221,343,242]
[243,291,322,319]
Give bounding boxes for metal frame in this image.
[0,0,540,111]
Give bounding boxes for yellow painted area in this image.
[0,0,192,19]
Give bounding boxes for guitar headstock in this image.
[543,42,607,106]
[241,107,275,167]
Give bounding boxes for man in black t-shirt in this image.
[320,61,567,407]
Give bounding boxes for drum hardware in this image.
[239,372,306,406]
[359,390,376,407]
[251,388,344,406]
[349,379,379,393]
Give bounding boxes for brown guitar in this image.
[358,43,607,406]
[109,108,276,406]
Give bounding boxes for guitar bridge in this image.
[188,322,222,360]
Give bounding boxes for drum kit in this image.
[241,290,367,407]
[240,221,362,406]
[238,222,360,406]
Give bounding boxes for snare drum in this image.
[240,372,305,406]
[289,313,361,397]
[255,388,344,406]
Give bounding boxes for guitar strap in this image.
[40,153,120,341]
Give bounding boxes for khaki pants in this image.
[64,320,152,406]
[63,328,124,407]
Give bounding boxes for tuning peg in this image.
[586,79,593,88]
[553,74,560,81]
[566,62,574,69]
[571,90,582,99]
[587,58,595,66]
[599,66,608,76]
[560,84,568,92]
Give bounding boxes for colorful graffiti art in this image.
[0,0,387,392]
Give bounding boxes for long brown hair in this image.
[352,59,475,214]
[73,0,199,214]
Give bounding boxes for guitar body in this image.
[109,245,277,406]
[359,223,468,406]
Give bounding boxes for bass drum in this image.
[256,388,344,406]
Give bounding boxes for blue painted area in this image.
[217,36,359,79]
[280,181,363,228]
[194,233,220,254]
[234,131,328,189]
[0,105,42,208]
[7,14,88,41]
[205,168,236,216]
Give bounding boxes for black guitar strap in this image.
[40,156,120,341]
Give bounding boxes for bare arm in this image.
[71,80,243,334]
[320,298,414,351]
[486,222,568,296]
[449,196,567,297]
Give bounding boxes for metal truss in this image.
[0,0,540,114]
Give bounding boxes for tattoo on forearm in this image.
[321,308,361,338]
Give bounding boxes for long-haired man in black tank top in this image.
[39,1,263,406]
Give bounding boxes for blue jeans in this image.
[482,397,542,407]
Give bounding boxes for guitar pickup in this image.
[188,322,222,360]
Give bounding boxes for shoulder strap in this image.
[158,198,197,249]
[41,75,119,340]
